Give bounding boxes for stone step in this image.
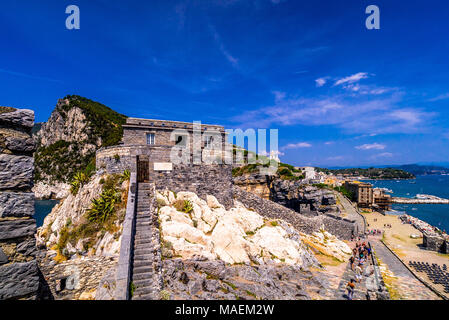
[136,222,151,227]
[133,286,155,296]
[133,265,153,274]
[133,253,153,261]
[133,260,153,268]
[134,249,153,256]
[134,243,153,250]
[135,238,153,245]
[133,279,155,288]
[134,235,153,241]
[132,294,154,300]
[132,271,153,281]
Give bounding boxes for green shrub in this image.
[86,189,120,223]
[120,169,130,183]
[174,200,193,214]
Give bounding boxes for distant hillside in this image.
[396,164,449,176]
[316,167,415,180]
[34,95,127,183]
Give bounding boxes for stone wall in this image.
[97,145,234,209]
[423,232,448,254]
[152,164,234,209]
[37,253,117,300]
[0,107,40,300]
[233,187,357,240]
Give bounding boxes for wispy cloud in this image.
[334,72,368,86]
[327,155,344,161]
[355,143,386,150]
[232,91,435,135]
[0,68,61,83]
[209,24,239,68]
[315,77,327,87]
[281,142,312,150]
[429,93,449,102]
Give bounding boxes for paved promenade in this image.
[370,238,439,300]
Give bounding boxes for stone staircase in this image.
[130,182,162,300]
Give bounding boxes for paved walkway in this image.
[370,238,439,300]
[334,192,365,235]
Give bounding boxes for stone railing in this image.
[368,242,390,300]
[114,171,137,300]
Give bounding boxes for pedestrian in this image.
[355,264,363,283]
[349,256,355,270]
[346,279,356,300]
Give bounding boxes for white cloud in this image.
[232,90,436,135]
[355,143,386,150]
[315,77,327,87]
[377,152,393,157]
[282,142,312,150]
[324,141,334,145]
[209,24,238,68]
[334,72,368,86]
[429,93,449,102]
[327,156,344,161]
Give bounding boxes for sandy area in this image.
[363,211,449,298]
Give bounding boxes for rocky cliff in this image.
[33,95,126,199]
[35,172,129,299]
[155,191,351,300]
[0,107,41,300]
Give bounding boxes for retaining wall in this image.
[233,187,357,240]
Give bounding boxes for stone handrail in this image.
[114,172,137,300]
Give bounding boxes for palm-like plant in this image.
[70,171,90,195]
[120,169,131,183]
[86,189,120,223]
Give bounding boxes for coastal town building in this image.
[373,188,392,211]
[344,181,374,208]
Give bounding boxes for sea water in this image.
[34,200,59,227]
[364,175,449,233]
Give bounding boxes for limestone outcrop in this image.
[157,190,351,300]
[158,191,319,267]
[0,106,40,300]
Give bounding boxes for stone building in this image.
[96,118,234,208]
[0,107,40,300]
[373,188,392,211]
[344,181,373,208]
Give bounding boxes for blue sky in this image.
[1,0,449,167]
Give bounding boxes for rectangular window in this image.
[146,133,155,145]
[175,134,187,147]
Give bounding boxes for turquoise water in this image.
[364,175,449,233]
[34,200,59,227]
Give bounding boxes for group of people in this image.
[346,242,372,300]
[367,229,383,236]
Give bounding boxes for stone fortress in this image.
[96,117,233,208]
[94,117,360,299]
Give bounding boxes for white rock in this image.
[206,195,223,209]
[162,221,211,247]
